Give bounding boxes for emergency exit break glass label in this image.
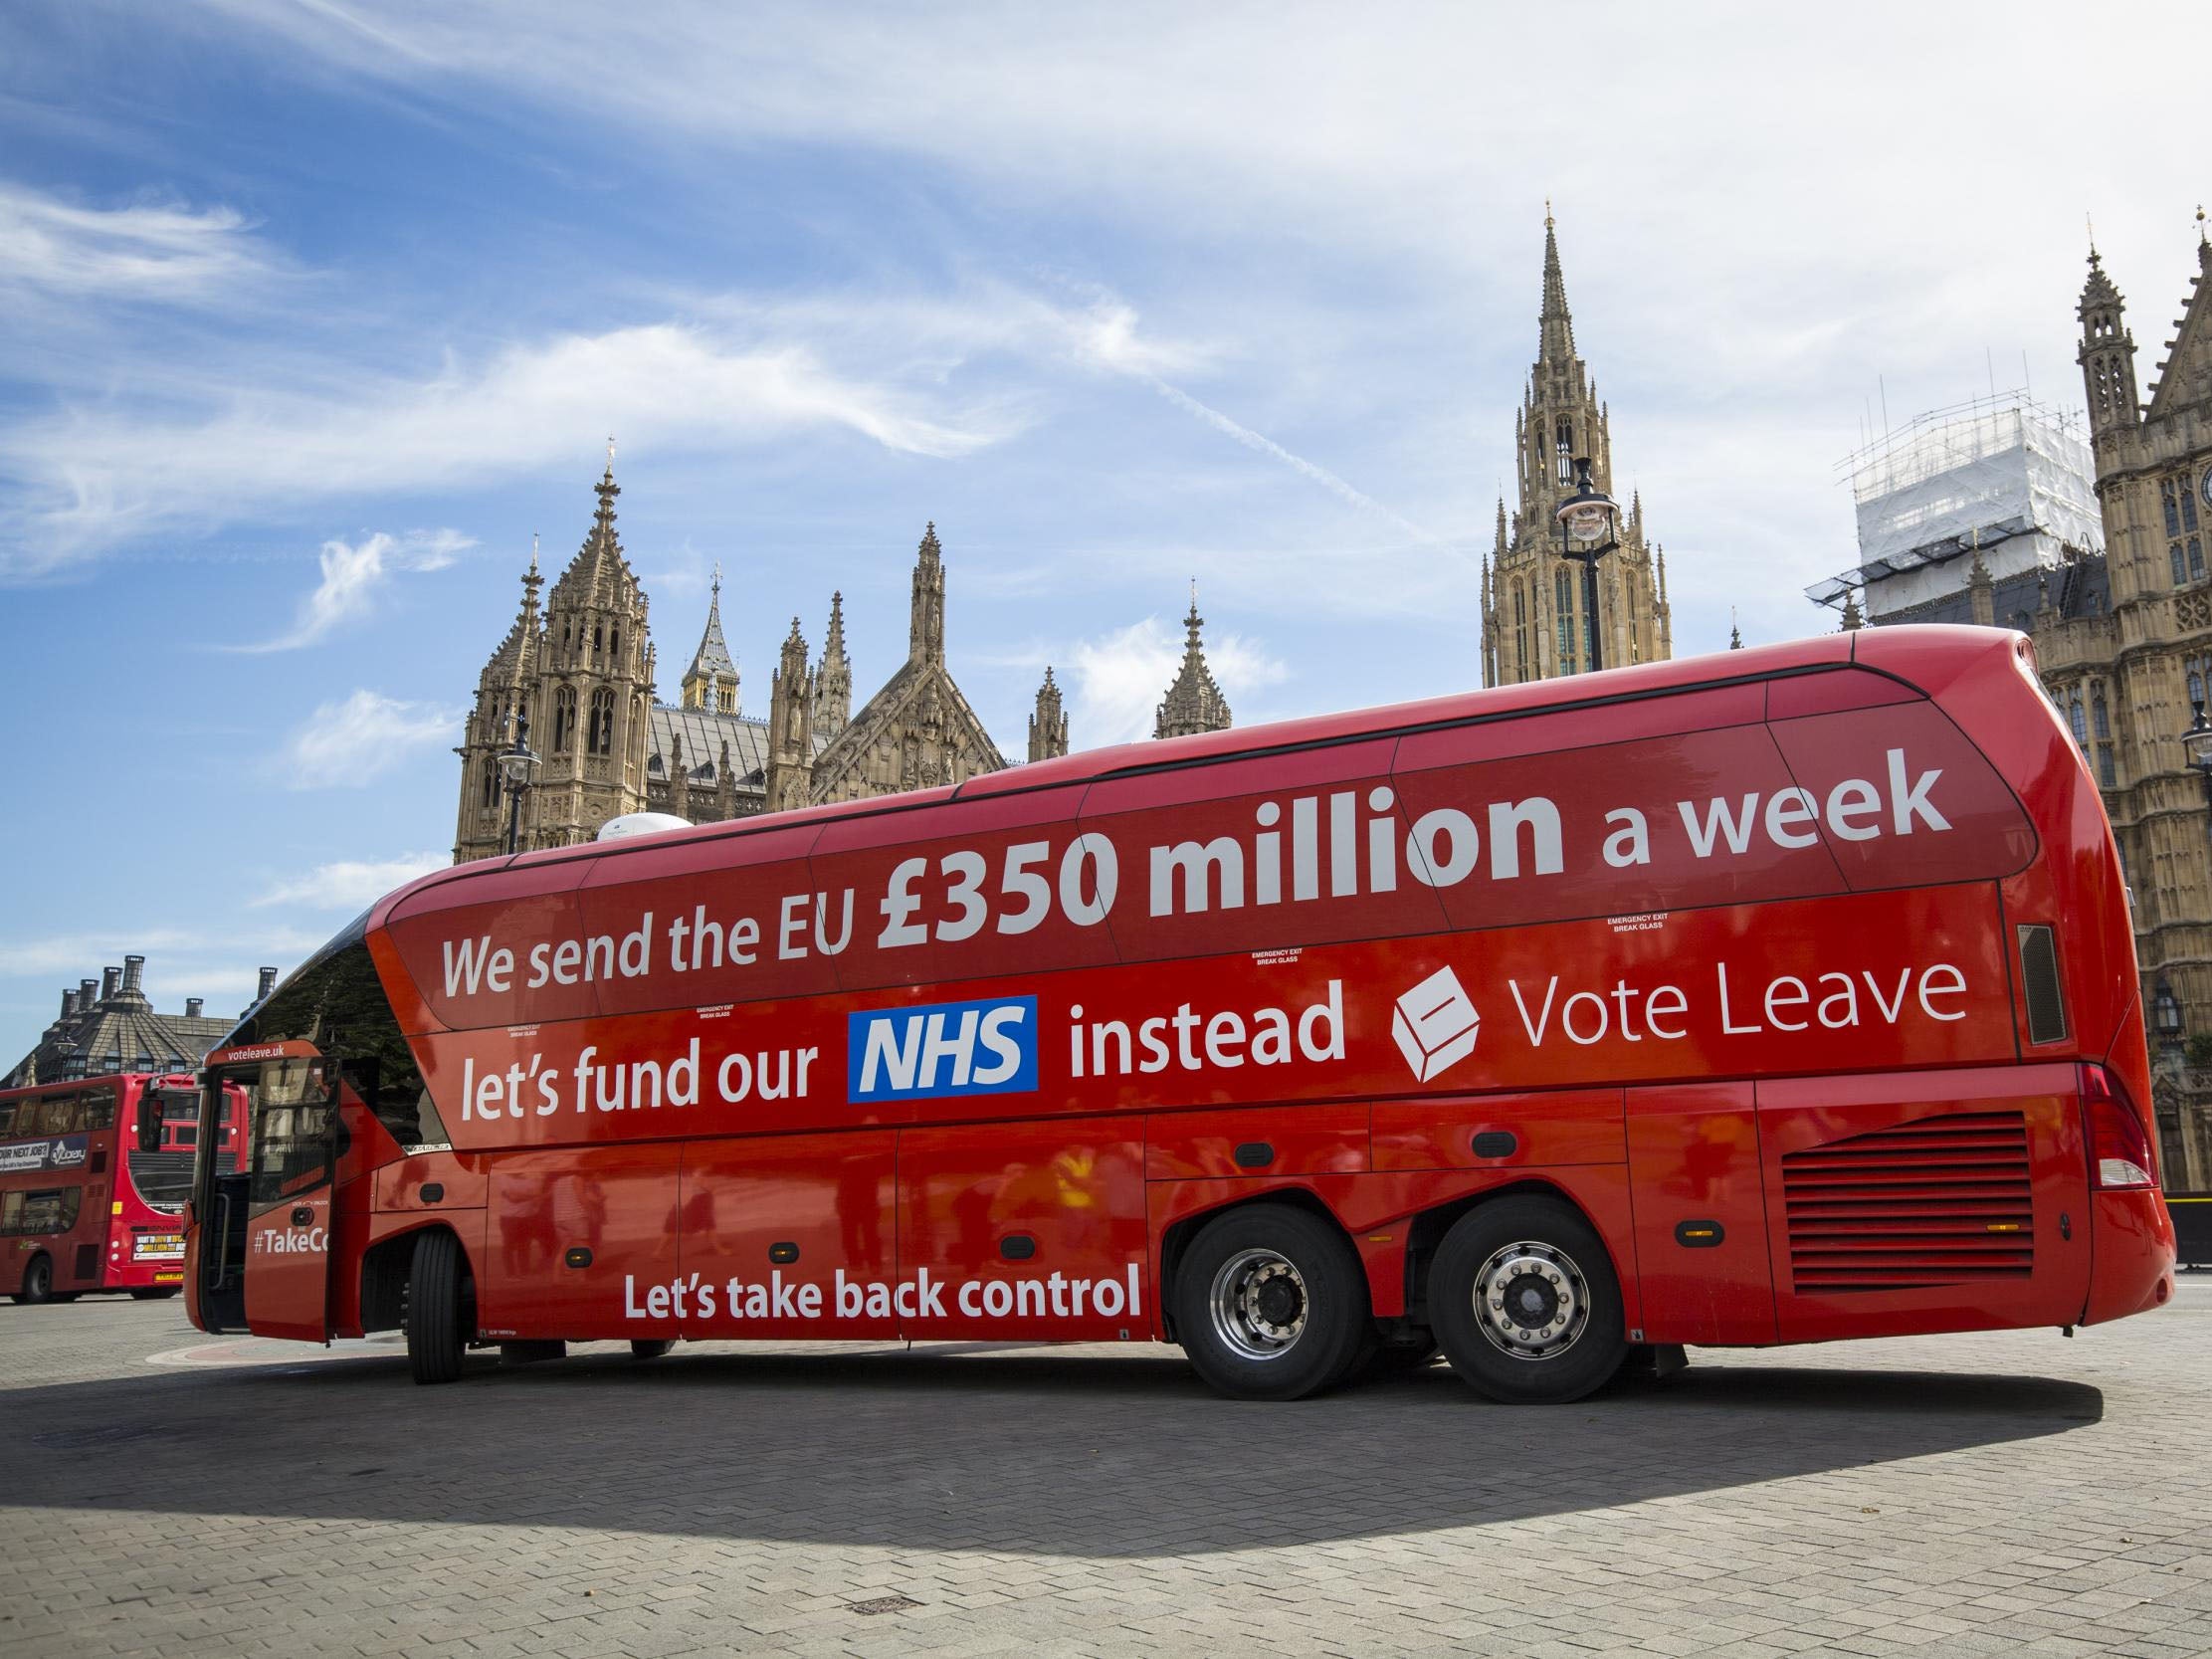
[848,995,1039,1104]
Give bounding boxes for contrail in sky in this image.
[1139,373,1445,548]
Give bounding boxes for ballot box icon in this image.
[1392,965,1481,1083]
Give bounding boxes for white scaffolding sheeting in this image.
[1807,391,2103,609]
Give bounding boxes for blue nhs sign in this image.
[848,996,1039,1104]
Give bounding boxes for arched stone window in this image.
[551,684,577,754]
[589,688,616,755]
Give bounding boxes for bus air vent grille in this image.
[1780,1111,2034,1294]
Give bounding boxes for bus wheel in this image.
[1430,1197,1625,1405]
[129,1288,181,1301]
[630,1340,674,1360]
[1174,1204,1369,1401]
[405,1231,469,1385]
[13,1254,54,1306]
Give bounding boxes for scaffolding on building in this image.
[1806,389,2104,613]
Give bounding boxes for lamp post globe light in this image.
[1553,455,1621,673]
[2153,978,2183,1054]
[2186,701,2212,815]
[500,706,541,857]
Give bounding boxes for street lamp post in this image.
[2186,701,2212,826]
[1553,455,1621,673]
[500,706,540,857]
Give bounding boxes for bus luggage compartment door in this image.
[1755,1064,2092,1343]
[897,1120,1147,1341]
[1625,1083,1778,1346]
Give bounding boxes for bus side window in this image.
[0,1103,13,1136]
[2,1188,81,1235]
[80,1090,115,1132]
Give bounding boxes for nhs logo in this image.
[849,996,1038,1104]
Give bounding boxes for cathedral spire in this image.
[680,560,737,713]
[2078,237,2140,438]
[908,521,946,665]
[813,589,852,739]
[1028,665,1070,762]
[1154,584,1232,739]
[1539,207,1578,369]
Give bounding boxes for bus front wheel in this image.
[1429,1196,1626,1405]
[1173,1204,1370,1401]
[12,1254,53,1306]
[405,1230,471,1385]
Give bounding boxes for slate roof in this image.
[1869,553,2111,631]
[646,706,828,791]
[7,986,240,1089]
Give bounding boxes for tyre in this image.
[1173,1204,1370,1401]
[630,1340,674,1360]
[405,1230,470,1385]
[129,1287,181,1301]
[1429,1196,1626,1405]
[15,1255,53,1306]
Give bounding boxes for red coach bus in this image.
[182,626,2176,1400]
[2,1072,243,1304]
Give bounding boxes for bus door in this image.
[194,1059,337,1341]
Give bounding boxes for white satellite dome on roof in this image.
[595,812,695,843]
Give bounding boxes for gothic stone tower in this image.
[804,524,1006,799]
[2030,221,2212,1185]
[530,459,657,847]
[1029,666,1070,760]
[1482,212,1672,686]
[453,545,543,862]
[1154,591,1232,738]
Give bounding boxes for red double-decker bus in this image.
[182,627,2176,1400]
[2,1072,243,1304]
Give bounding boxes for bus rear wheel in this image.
[630,1340,674,1359]
[13,1254,53,1306]
[405,1230,472,1385]
[1429,1196,1625,1405]
[1174,1204,1370,1401]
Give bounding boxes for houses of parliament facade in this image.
[452,458,1237,862]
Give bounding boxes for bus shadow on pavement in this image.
[0,1347,2102,1556]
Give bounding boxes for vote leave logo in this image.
[1393,966,1481,1083]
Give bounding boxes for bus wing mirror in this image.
[136,1099,161,1154]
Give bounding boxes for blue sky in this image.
[2,1,2208,1060]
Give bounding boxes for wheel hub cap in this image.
[1208,1248,1309,1361]
[1473,1240,1590,1362]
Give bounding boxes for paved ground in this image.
[3,1286,2211,1659]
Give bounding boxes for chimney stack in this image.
[101,965,121,1002]
[59,988,74,1021]
[79,978,98,1015]
[121,955,145,997]
[257,966,278,1000]
[186,997,204,1018]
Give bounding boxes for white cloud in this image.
[1067,613,1289,745]
[252,851,449,909]
[280,690,460,789]
[227,528,471,653]
[2,324,1018,575]
[0,180,278,303]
